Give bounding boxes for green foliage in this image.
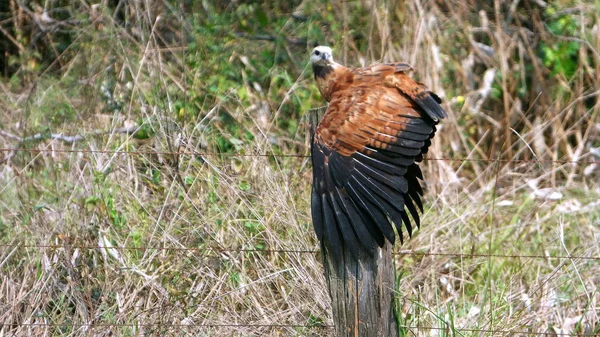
[133,120,155,139]
[0,218,6,239]
[539,6,581,78]
[104,195,126,229]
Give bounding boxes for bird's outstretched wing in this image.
[311,63,445,258]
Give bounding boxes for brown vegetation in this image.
[0,0,599,336]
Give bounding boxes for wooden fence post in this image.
[309,107,399,337]
[321,242,398,337]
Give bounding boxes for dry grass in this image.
[1,0,599,336]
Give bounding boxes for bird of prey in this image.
[309,45,446,259]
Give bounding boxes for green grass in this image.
[1,0,599,336]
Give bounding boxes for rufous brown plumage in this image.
[309,46,447,259]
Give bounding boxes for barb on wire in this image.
[2,243,598,261]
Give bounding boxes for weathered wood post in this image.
[322,242,398,337]
[310,108,399,337]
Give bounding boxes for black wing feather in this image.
[348,176,407,243]
[321,193,342,258]
[354,159,408,192]
[310,79,446,259]
[350,171,404,212]
[345,182,395,244]
[311,187,324,240]
[414,91,447,122]
[335,188,377,255]
[328,192,360,258]
[353,151,407,175]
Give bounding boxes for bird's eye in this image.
[314,50,320,56]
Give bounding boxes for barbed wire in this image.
[1,243,598,261]
[1,322,598,336]
[1,147,599,164]
[0,322,332,329]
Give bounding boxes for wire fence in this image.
[1,243,599,261]
[1,144,599,336]
[1,322,599,336]
[1,147,600,164]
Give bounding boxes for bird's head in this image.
[310,46,334,67]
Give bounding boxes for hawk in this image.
[309,46,446,259]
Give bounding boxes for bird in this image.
[309,45,447,259]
